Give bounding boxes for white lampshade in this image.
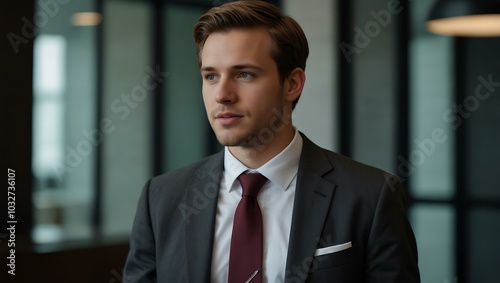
[427,0,500,37]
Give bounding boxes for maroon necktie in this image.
[228,173,268,283]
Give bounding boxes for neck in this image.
[228,126,295,169]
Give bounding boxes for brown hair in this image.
[193,0,309,109]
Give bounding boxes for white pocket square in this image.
[314,241,352,256]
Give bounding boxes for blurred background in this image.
[2,0,500,282]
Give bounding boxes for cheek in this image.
[264,85,286,107]
[202,86,212,102]
[202,92,213,112]
[201,85,208,99]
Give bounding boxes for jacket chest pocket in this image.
[310,244,362,271]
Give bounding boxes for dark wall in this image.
[457,37,500,283]
[1,243,129,283]
[2,0,34,238]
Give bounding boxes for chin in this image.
[215,134,244,147]
[215,132,253,147]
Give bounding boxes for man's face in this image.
[200,28,291,148]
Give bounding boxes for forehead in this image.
[201,28,274,68]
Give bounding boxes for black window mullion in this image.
[454,36,467,283]
[152,0,165,176]
[338,0,353,157]
[93,0,104,239]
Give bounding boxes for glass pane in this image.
[411,204,455,283]
[285,0,337,151]
[463,38,500,200]
[468,208,500,282]
[351,0,398,172]
[101,0,153,237]
[408,0,454,199]
[163,4,209,171]
[32,0,98,244]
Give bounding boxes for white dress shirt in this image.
[210,130,303,283]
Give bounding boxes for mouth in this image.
[216,112,242,118]
[215,112,244,125]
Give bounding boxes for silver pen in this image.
[245,269,259,283]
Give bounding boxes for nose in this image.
[215,77,237,104]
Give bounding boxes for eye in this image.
[204,74,217,81]
[238,72,253,79]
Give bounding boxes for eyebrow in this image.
[200,64,264,72]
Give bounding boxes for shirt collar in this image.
[223,129,303,192]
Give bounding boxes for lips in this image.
[215,112,243,125]
[216,112,242,118]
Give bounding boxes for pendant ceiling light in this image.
[427,0,500,37]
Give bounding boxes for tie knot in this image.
[238,173,267,197]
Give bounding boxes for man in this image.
[123,1,420,282]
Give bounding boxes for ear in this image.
[284,67,306,103]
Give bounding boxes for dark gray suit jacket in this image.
[123,134,420,282]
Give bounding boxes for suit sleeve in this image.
[123,179,157,283]
[364,175,420,282]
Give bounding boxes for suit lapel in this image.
[285,135,336,283]
[184,152,224,283]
